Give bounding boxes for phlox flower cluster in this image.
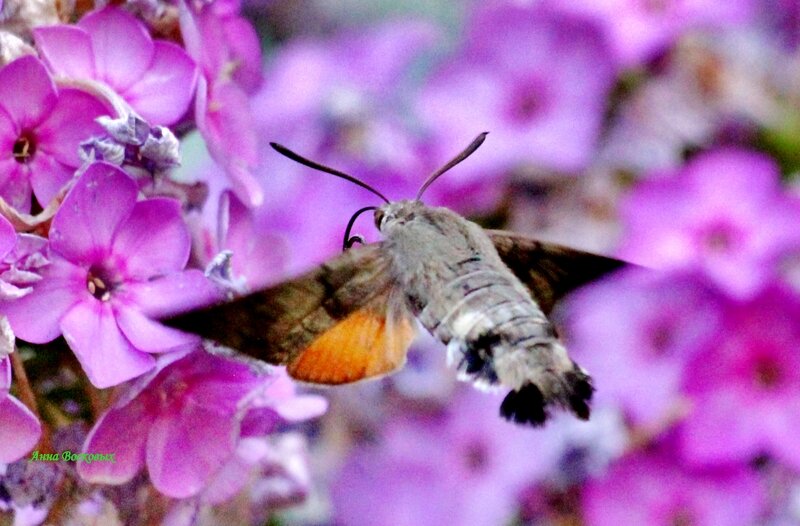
[0,2,327,523]
[0,0,799,525]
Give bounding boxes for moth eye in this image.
[374,209,385,229]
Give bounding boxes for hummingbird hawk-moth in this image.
[166,133,625,426]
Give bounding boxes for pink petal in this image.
[79,7,154,91]
[111,198,190,280]
[122,270,221,319]
[33,25,96,79]
[0,214,14,258]
[0,160,32,212]
[197,78,263,208]
[179,355,262,410]
[681,390,763,467]
[200,437,264,504]
[0,356,10,391]
[115,304,199,353]
[36,87,108,166]
[50,162,136,265]
[0,106,19,158]
[223,16,263,93]
[686,149,780,201]
[123,41,197,125]
[0,56,57,129]
[78,402,148,484]
[27,153,75,209]
[0,109,31,210]
[146,402,238,498]
[272,396,329,422]
[0,257,85,343]
[223,192,287,289]
[201,80,258,166]
[60,300,155,388]
[0,395,42,463]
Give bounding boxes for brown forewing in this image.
[487,230,627,314]
[165,243,401,367]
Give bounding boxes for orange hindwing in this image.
[287,293,416,384]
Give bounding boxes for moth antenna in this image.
[270,142,390,204]
[342,206,378,251]
[415,131,489,201]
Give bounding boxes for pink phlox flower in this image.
[333,387,553,526]
[417,3,616,178]
[566,268,724,426]
[237,368,328,438]
[163,433,314,526]
[0,162,221,388]
[680,283,800,471]
[250,20,444,208]
[0,356,42,463]
[181,0,262,95]
[179,1,263,207]
[203,190,289,293]
[0,214,47,300]
[80,114,181,178]
[33,6,198,126]
[546,0,757,67]
[78,349,325,499]
[0,233,47,302]
[203,433,313,508]
[0,55,107,213]
[164,368,326,515]
[619,148,800,297]
[583,437,766,526]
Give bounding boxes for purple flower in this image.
[583,439,765,526]
[332,388,552,526]
[0,55,107,212]
[199,190,289,292]
[0,214,44,301]
[619,148,800,297]
[78,349,326,499]
[0,162,220,388]
[417,4,616,176]
[0,356,41,463]
[179,2,263,207]
[250,20,451,210]
[207,434,313,508]
[770,0,800,48]
[680,284,800,471]
[0,215,13,264]
[566,269,723,426]
[163,433,316,525]
[0,227,47,301]
[34,7,197,126]
[547,0,756,67]
[80,113,181,179]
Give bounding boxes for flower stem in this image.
[10,351,40,418]
[10,350,54,453]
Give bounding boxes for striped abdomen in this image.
[415,257,592,425]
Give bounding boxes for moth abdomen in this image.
[455,331,503,387]
[498,363,594,426]
[500,384,548,426]
[564,365,594,420]
[427,275,594,425]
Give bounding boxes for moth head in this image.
[269,133,489,248]
[374,200,423,233]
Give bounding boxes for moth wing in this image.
[165,242,416,384]
[287,288,416,384]
[487,230,627,314]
